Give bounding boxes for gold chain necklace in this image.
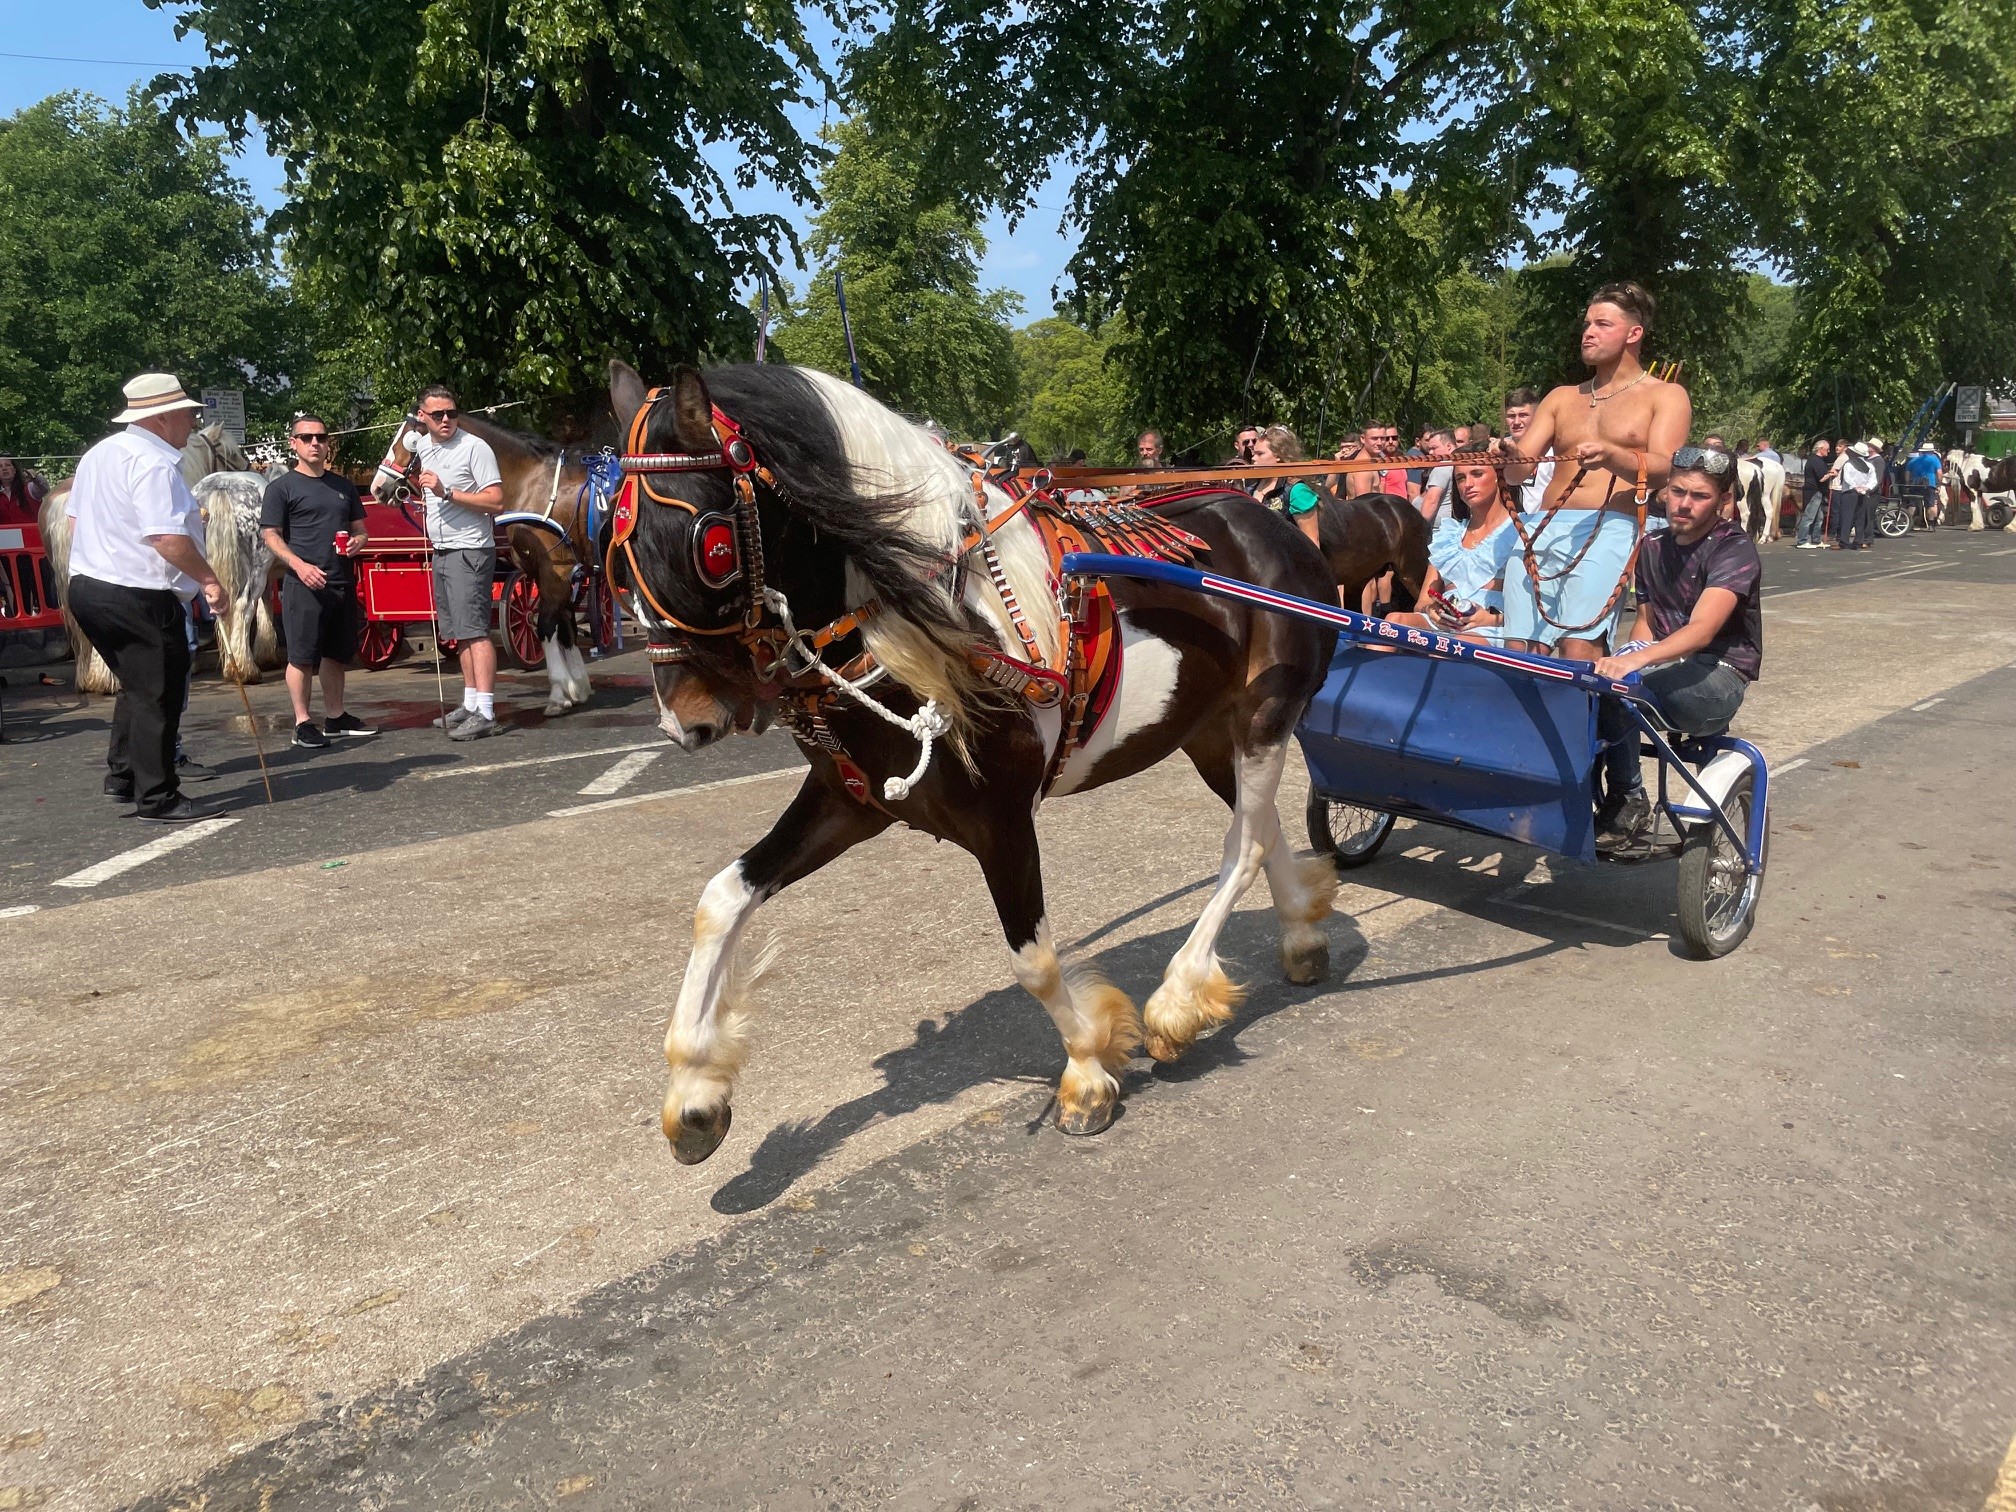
[1586,371,1650,408]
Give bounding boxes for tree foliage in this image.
[0,91,299,459]
[768,120,1021,438]
[151,0,828,432]
[1008,317,1132,462]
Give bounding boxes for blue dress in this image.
[1427,516,1517,641]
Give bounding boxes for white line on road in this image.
[419,740,662,780]
[546,765,801,819]
[53,818,242,889]
[1912,697,1945,712]
[1771,758,1808,776]
[1986,546,2016,556]
[0,904,40,920]
[1860,563,1946,582]
[578,749,662,795]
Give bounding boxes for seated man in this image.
[1500,282,1690,659]
[1591,446,1763,847]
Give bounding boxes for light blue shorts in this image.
[1501,509,1640,648]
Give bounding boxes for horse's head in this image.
[608,360,778,753]
[372,420,425,506]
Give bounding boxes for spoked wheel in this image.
[577,569,620,655]
[1306,790,1396,869]
[356,618,403,670]
[1876,502,1911,538]
[500,568,546,670]
[1675,771,1767,959]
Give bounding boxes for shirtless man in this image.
[1501,282,1693,661]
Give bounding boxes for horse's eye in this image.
[696,519,739,586]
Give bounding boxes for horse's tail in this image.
[196,471,273,684]
[39,484,122,694]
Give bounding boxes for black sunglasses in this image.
[422,407,460,420]
[292,431,329,442]
[1672,445,1734,476]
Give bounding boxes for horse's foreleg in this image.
[662,772,891,1164]
[1144,740,1294,1061]
[1187,732,1335,985]
[977,823,1140,1136]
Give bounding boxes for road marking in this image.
[1911,697,1945,712]
[53,818,242,889]
[546,765,801,818]
[578,749,661,795]
[1771,758,1808,776]
[0,904,40,920]
[420,740,661,780]
[1860,563,1945,582]
[1766,587,1822,599]
[1986,547,2016,557]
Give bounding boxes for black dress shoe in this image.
[104,780,135,802]
[135,796,216,824]
[174,754,219,781]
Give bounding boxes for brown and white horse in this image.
[1945,450,2016,532]
[1735,455,1789,542]
[612,361,1341,1163]
[374,415,599,714]
[39,425,278,692]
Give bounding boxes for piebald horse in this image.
[39,424,279,692]
[1735,455,1788,542]
[1945,450,2016,532]
[373,415,603,715]
[611,361,1340,1162]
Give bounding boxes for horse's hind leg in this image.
[1144,738,1294,1062]
[977,819,1140,1136]
[1186,733,1335,986]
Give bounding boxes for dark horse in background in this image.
[1313,490,1429,614]
[609,359,1341,1162]
[375,415,604,715]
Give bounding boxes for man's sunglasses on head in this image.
[1672,444,1734,476]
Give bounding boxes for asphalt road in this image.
[3,525,2015,1511]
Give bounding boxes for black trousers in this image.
[66,575,190,810]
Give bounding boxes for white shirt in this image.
[1520,455,1556,511]
[1837,453,1879,492]
[65,427,207,599]
[413,429,504,549]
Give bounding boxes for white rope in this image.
[762,587,947,801]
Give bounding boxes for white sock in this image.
[463,688,481,711]
[474,692,495,720]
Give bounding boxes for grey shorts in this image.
[432,546,496,643]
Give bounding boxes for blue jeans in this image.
[1795,491,1827,544]
[1599,655,1749,797]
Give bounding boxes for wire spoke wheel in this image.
[501,568,545,670]
[1306,791,1396,869]
[1676,773,1767,958]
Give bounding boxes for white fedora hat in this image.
[112,373,205,424]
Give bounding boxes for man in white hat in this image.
[1833,440,1879,551]
[64,373,230,822]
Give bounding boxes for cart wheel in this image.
[357,619,402,670]
[1989,501,2013,530]
[1675,771,1768,959]
[1306,791,1395,869]
[1876,503,1911,538]
[580,570,619,654]
[501,568,545,670]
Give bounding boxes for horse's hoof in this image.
[1055,1096,1117,1137]
[1282,939,1330,985]
[669,1104,732,1165]
[1144,1033,1187,1064]
[543,703,570,718]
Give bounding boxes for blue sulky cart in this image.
[1062,554,1771,959]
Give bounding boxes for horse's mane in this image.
[687,365,1062,726]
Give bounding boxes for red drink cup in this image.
[333,531,351,557]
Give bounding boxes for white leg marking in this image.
[541,633,571,713]
[565,644,594,702]
[664,863,765,1124]
[1010,919,1140,1128]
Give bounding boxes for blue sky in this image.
[1,2,1079,315]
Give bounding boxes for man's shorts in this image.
[280,576,360,669]
[432,546,496,644]
[1501,509,1640,649]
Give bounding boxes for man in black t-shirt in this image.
[1591,444,1762,847]
[259,414,375,748]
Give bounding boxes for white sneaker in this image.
[431,706,477,730]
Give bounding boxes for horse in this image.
[374,414,601,715]
[1735,455,1788,542]
[609,359,1340,1164]
[39,424,277,693]
[1312,490,1428,612]
[1944,450,2016,532]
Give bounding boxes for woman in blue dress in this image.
[1386,461,1516,643]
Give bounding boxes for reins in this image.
[1501,451,1651,639]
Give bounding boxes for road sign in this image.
[201,388,246,442]
[1955,386,1984,425]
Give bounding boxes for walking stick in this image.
[220,602,275,805]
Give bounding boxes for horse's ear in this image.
[608,359,648,436]
[667,366,716,453]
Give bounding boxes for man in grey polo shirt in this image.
[408,385,506,738]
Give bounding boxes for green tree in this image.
[1009,317,1132,462]
[152,0,828,432]
[0,91,300,459]
[769,120,1022,438]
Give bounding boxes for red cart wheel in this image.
[580,570,619,654]
[501,567,546,670]
[357,618,403,670]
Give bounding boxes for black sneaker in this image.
[104,777,135,802]
[293,720,331,749]
[136,796,216,824]
[1596,786,1652,852]
[174,753,219,781]
[323,712,378,737]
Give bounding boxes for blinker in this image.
[696,514,741,588]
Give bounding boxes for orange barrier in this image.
[0,523,64,631]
